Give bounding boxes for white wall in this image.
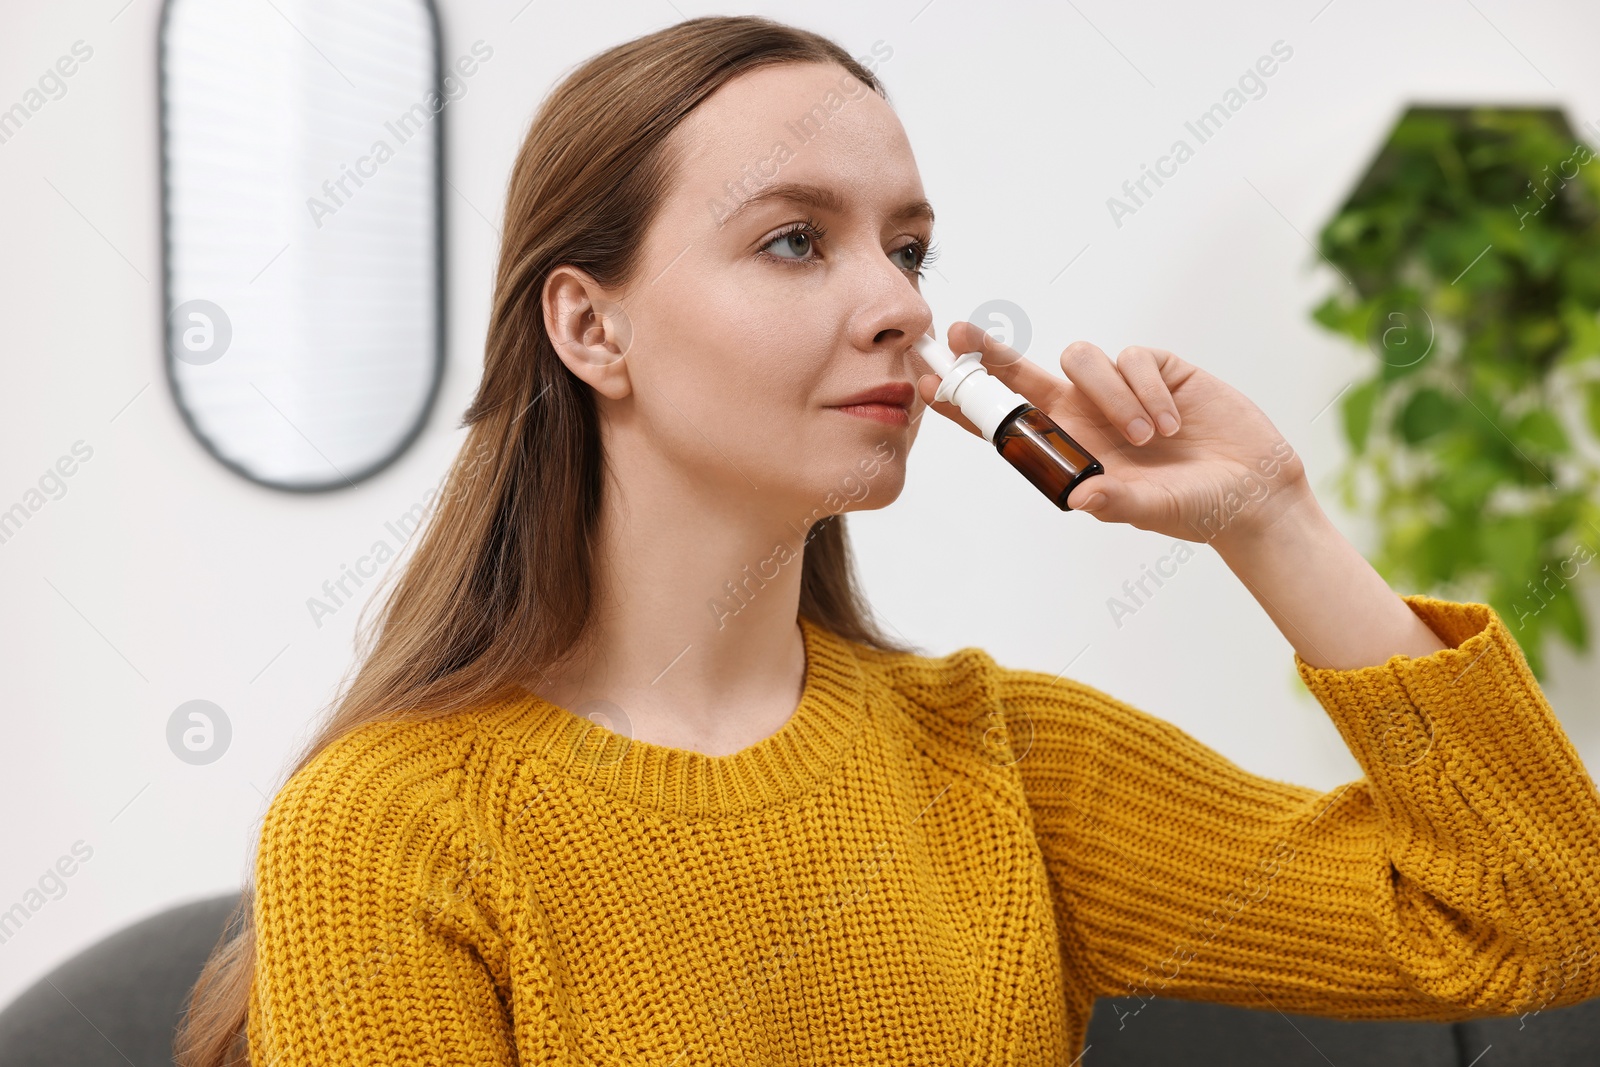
[4,0,1599,1008]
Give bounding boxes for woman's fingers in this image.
[1057,340,1175,445]
[1113,346,1183,438]
[921,324,1186,450]
[945,321,1069,417]
[1065,469,1180,531]
[943,324,1170,446]
[1065,472,1119,514]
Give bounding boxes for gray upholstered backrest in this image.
[1084,989,1600,1065]
[0,893,240,1067]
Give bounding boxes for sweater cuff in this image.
[1291,594,1567,774]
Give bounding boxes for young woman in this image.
[176,14,1600,1066]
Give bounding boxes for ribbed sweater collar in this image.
[481,615,868,818]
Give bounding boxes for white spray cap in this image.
[912,333,1030,443]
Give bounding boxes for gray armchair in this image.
[0,893,239,1067]
[1083,989,1600,1065]
[2,892,1596,1065]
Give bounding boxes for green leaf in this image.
[1380,515,1434,585]
[1556,299,1600,365]
[1585,381,1600,440]
[1420,519,1479,582]
[1397,388,1457,442]
[1480,514,1544,578]
[1435,457,1501,511]
[1522,227,1564,279]
[1512,408,1571,454]
[1324,210,1371,251]
[1342,378,1380,454]
[1576,499,1600,553]
[1311,294,1371,345]
[1494,576,1536,634]
[1545,577,1590,649]
[1333,464,1361,512]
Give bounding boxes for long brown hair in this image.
[174,15,911,1067]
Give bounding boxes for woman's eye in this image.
[895,239,938,279]
[758,222,936,278]
[764,228,815,261]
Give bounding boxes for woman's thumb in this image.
[1066,476,1112,514]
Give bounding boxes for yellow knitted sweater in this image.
[246,595,1600,1065]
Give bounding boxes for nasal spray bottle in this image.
[913,333,1105,511]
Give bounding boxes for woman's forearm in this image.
[1211,485,1449,670]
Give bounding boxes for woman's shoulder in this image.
[847,630,1169,761]
[846,635,1053,771]
[850,631,1114,719]
[251,706,516,955]
[851,635,1003,707]
[260,705,492,848]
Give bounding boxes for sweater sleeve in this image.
[1005,594,1600,1027]
[246,726,520,1067]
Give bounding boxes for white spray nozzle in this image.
[911,333,956,376]
[912,333,1029,443]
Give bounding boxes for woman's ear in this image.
[542,265,634,400]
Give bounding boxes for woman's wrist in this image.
[1206,475,1320,558]
[1210,485,1449,670]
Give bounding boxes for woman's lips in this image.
[831,402,911,425]
[828,381,916,425]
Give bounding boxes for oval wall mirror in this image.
[158,0,444,491]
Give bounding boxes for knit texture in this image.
[246,595,1600,1065]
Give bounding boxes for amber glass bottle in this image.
[913,334,1106,511]
[993,403,1105,511]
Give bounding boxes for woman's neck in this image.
[530,461,814,757]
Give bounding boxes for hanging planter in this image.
[1311,105,1600,679]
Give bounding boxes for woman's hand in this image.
[916,321,1312,547]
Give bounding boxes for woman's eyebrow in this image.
[723,181,935,227]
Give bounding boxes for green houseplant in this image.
[1310,106,1600,679]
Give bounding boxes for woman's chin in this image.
[798,458,906,517]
